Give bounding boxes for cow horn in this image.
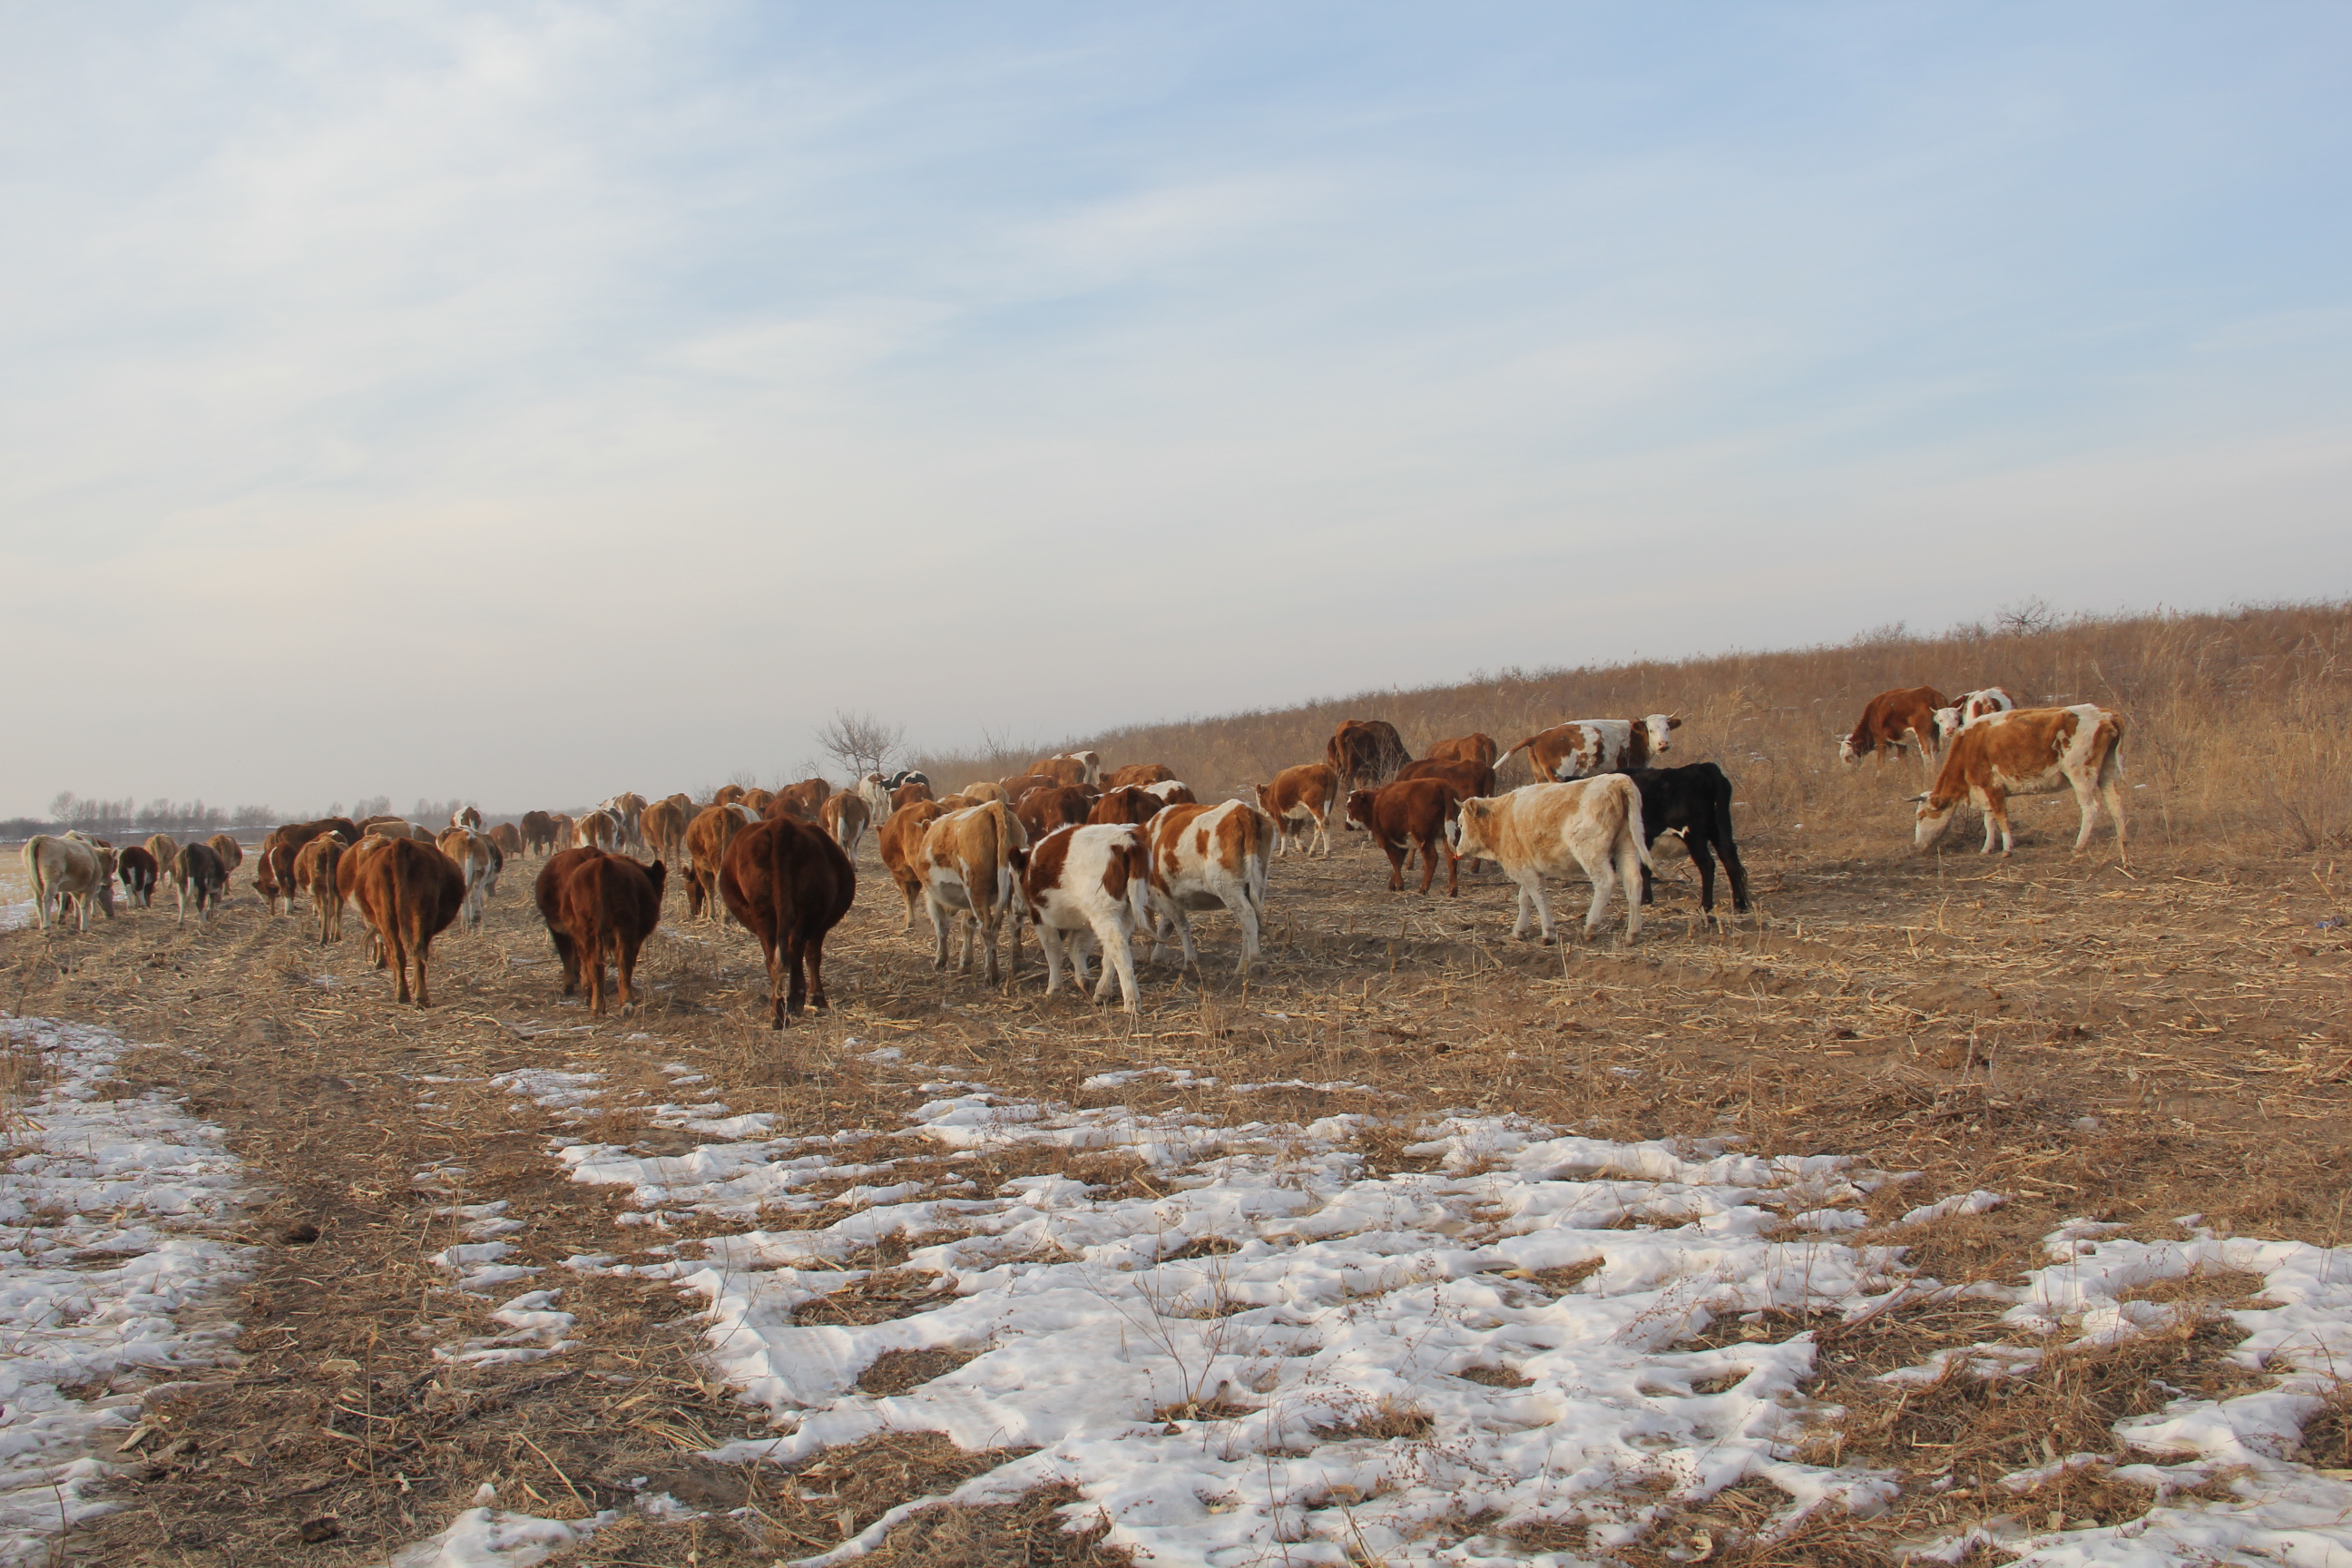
[1909,792,1929,803]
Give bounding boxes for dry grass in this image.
[5,602,2349,1563]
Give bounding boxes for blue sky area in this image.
[3,4,2346,811]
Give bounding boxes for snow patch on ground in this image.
[0,902,35,935]
[0,1017,253,1564]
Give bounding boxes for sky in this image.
[3,3,2347,815]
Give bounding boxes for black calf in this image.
[1629,762,1750,917]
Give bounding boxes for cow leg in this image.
[1717,836,1752,914]
[2070,776,2102,852]
[2101,775,2128,860]
[1445,836,1460,897]
[1070,928,1095,992]
[1529,878,1560,945]
[1615,831,1645,944]
[1039,926,1067,997]
[1684,839,1717,916]
[978,907,1002,986]
[1228,888,1261,975]
[1984,788,2012,855]
[1095,916,1142,1012]
[176,882,187,926]
[387,925,411,1004]
[1583,859,1619,943]
[412,932,434,1008]
[805,926,831,1012]
[1383,839,1406,892]
[786,932,810,1022]
[615,936,638,1017]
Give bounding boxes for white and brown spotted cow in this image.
[1931,686,2017,746]
[1914,704,2126,858]
[917,802,1030,985]
[1142,800,1273,975]
[820,790,871,858]
[1502,715,1681,782]
[1018,823,1152,1013]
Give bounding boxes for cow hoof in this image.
[1540,936,1557,947]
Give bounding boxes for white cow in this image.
[1932,687,2017,745]
[1018,824,1152,1012]
[24,835,116,931]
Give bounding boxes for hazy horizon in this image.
[6,5,2348,817]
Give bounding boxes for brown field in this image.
[5,602,2350,1564]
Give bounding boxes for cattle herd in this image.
[15,684,2127,1024]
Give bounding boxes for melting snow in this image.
[0,1018,253,1563]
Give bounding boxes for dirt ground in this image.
[5,788,2348,1565]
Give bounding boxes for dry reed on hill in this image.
[914,601,2351,858]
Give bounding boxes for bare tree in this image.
[816,710,906,779]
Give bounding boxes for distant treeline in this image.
[11,794,490,842]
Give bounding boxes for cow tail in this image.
[1616,776,1652,870]
[1501,732,1537,761]
[2100,713,2127,782]
[1123,832,1152,931]
[769,818,799,961]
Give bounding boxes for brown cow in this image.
[1394,758,1497,872]
[720,818,855,1027]
[1426,733,1501,771]
[547,812,574,852]
[348,837,465,1005]
[877,799,947,930]
[1345,779,1463,896]
[996,772,1059,802]
[766,778,830,823]
[1142,779,1196,806]
[553,850,667,1016]
[259,818,360,914]
[1102,763,1177,789]
[917,803,1029,985]
[205,834,244,889]
[1250,764,1339,858]
[934,793,980,811]
[532,847,604,994]
[712,784,748,808]
[489,821,524,858]
[889,779,936,814]
[1839,687,1947,771]
[819,790,871,858]
[143,834,180,881]
[1141,801,1273,974]
[684,803,757,923]
[641,798,690,875]
[520,810,562,855]
[740,788,777,814]
[170,842,227,926]
[1022,752,1099,789]
[961,780,1009,805]
[1327,720,1412,793]
[295,834,346,943]
[1015,785,1094,842]
[1088,786,1169,827]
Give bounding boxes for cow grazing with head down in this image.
[573,810,619,851]
[205,834,244,890]
[878,799,947,930]
[1015,785,1095,843]
[1250,764,1338,858]
[684,803,757,923]
[1914,704,2127,858]
[257,818,359,915]
[1087,787,1169,828]
[1327,720,1412,793]
[1628,763,1751,918]
[144,834,180,882]
[1346,779,1464,896]
[296,834,346,943]
[1450,778,1651,946]
[819,790,871,858]
[1933,686,2017,746]
[1840,687,1946,771]
[599,794,649,852]
[520,811,561,856]
[1024,751,1102,789]
[1502,715,1681,782]
[1142,779,1196,805]
[24,836,115,931]
[720,818,854,1027]
[348,837,466,1005]
[489,821,524,859]
[550,850,667,1017]
[1102,763,1176,789]
[1019,823,1152,1012]
[917,802,1030,985]
[117,845,160,908]
[452,806,484,830]
[1142,800,1274,975]
[171,842,228,926]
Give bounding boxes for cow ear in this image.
[1667,715,1683,729]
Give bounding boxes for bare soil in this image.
[5,797,2348,1564]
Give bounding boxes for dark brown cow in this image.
[521,811,562,855]
[533,847,606,994]
[877,799,946,930]
[1840,686,1948,770]
[1022,754,1095,789]
[1088,786,1170,827]
[348,837,465,1005]
[552,850,667,1016]
[1102,762,1177,789]
[1345,779,1463,896]
[117,845,160,907]
[720,818,856,1027]
[1327,720,1412,793]
[1014,784,1094,842]
[1395,757,1496,799]
[489,821,524,858]
[259,818,360,914]
[996,772,1059,802]
[172,843,228,926]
